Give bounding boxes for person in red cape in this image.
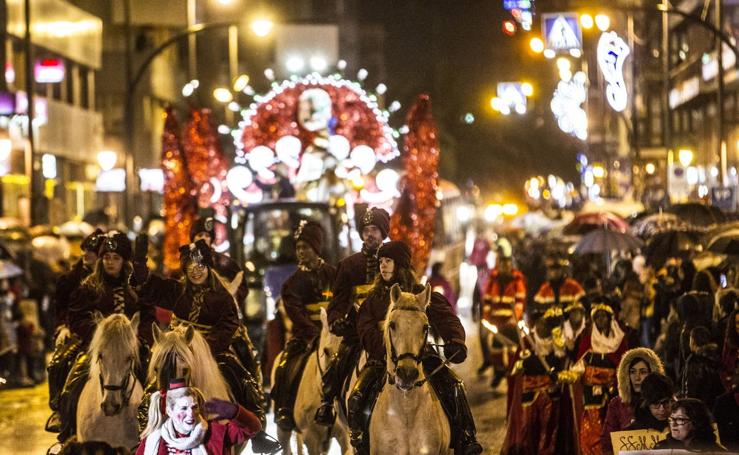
[136,379,261,455]
[501,306,569,455]
[562,300,630,455]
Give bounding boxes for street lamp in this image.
[97,150,118,171]
[529,37,544,54]
[213,87,233,103]
[580,13,594,30]
[521,82,534,97]
[250,18,273,37]
[595,14,611,32]
[678,149,694,167]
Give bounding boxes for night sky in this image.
[363,0,582,199]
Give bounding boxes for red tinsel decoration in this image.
[182,108,231,243]
[390,94,440,273]
[161,108,196,273]
[239,77,396,164]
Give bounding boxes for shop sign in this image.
[34,58,65,83]
[711,186,736,212]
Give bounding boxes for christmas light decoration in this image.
[389,94,439,273]
[182,108,231,244]
[161,108,196,272]
[597,31,630,112]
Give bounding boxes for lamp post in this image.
[122,18,272,224]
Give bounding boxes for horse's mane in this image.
[88,314,140,377]
[148,325,232,401]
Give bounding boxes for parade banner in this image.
[610,429,667,453]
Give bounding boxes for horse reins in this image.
[97,356,136,408]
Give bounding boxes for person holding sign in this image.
[654,398,726,452]
[601,348,664,455]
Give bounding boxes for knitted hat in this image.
[640,373,674,405]
[294,220,324,255]
[98,232,132,261]
[81,228,105,253]
[179,239,214,269]
[359,207,390,239]
[190,216,216,242]
[378,241,412,270]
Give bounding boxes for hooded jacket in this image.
[601,348,664,455]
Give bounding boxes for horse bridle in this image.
[97,356,136,408]
[387,306,429,388]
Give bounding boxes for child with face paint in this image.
[137,379,261,455]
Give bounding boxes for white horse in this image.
[271,308,351,455]
[370,284,452,455]
[148,323,231,402]
[76,312,145,448]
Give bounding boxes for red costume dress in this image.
[572,319,629,455]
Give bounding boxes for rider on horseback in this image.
[136,239,280,453]
[314,207,389,426]
[349,241,483,455]
[56,232,156,443]
[273,220,336,431]
[46,228,104,432]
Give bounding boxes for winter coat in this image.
[357,283,465,362]
[53,259,89,330]
[69,274,155,348]
[601,348,665,454]
[326,250,377,328]
[681,345,726,409]
[280,261,336,342]
[135,406,261,455]
[140,275,239,355]
[532,278,584,314]
[483,268,526,321]
[712,388,739,452]
[653,435,726,452]
[624,406,668,432]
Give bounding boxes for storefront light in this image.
[645,163,656,175]
[42,154,57,179]
[97,150,117,171]
[678,149,694,167]
[0,135,11,161]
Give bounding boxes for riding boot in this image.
[273,339,312,431]
[58,353,90,443]
[315,340,361,426]
[231,325,263,385]
[46,339,81,432]
[424,356,483,455]
[347,362,385,455]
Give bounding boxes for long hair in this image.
[179,266,230,298]
[141,386,206,438]
[368,265,417,300]
[81,259,137,302]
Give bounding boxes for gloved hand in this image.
[204,398,239,420]
[134,233,149,263]
[329,317,352,337]
[443,342,467,364]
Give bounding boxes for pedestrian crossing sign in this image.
[542,13,582,52]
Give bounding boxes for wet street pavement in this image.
[0,313,506,454]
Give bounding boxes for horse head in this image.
[318,307,342,373]
[384,284,431,391]
[149,323,231,401]
[149,323,196,388]
[89,312,140,416]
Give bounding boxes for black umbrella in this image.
[707,235,739,256]
[667,203,727,228]
[644,230,703,267]
[574,228,643,255]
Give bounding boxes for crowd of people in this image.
[475,232,739,454]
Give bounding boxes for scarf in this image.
[188,287,207,322]
[143,418,208,455]
[564,319,585,343]
[362,244,379,284]
[591,320,625,354]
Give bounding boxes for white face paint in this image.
[167,395,200,434]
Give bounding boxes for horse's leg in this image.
[277,427,293,455]
[301,430,325,455]
[332,424,352,455]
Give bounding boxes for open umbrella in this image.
[667,203,726,228]
[644,230,703,267]
[0,259,23,279]
[563,212,629,236]
[574,228,643,255]
[510,211,555,235]
[632,213,693,238]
